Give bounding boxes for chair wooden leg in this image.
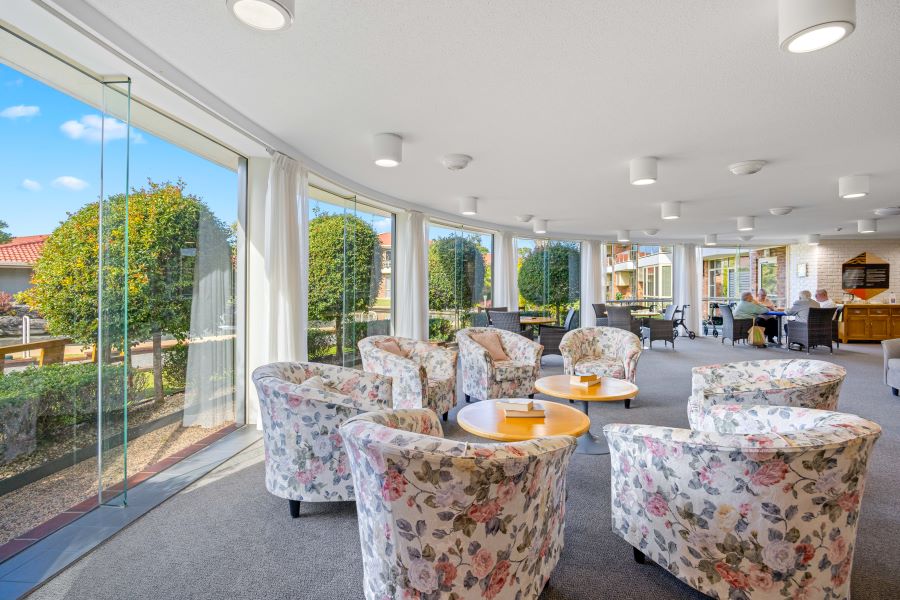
[893,387,899,396]
[633,547,646,564]
[528,394,534,399]
[624,398,631,409]
[465,394,471,403]
[289,499,301,518]
[442,411,449,421]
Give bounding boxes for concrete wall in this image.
[787,239,900,304]
[0,267,33,295]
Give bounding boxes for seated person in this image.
[756,288,776,309]
[734,291,778,342]
[815,288,837,308]
[786,290,820,322]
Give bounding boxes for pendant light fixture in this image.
[839,175,869,199]
[533,219,548,234]
[704,234,718,246]
[661,201,681,220]
[737,216,756,231]
[373,133,402,167]
[617,230,630,242]
[858,219,876,234]
[459,197,478,216]
[227,0,294,31]
[779,0,855,53]
[804,234,821,245]
[629,157,657,186]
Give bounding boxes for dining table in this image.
[763,310,788,347]
[519,316,556,338]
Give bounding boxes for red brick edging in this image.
[0,423,239,564]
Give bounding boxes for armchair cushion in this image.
[572,357,626,380]
[374,338,407,357]
[471,330,511,362]
[493,360,535,382]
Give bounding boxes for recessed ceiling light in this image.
[533,219,548,234]
[839,175,869,199]
[617,230,630,242]
[804,234,821,245]
[874,207,900,217]
[779,0,855,53]
[226,0,294,31]
[737,216,756,232]
[661,201,681,220]
[728,160,766,176]
[373,133,402,167]
[459,196,478,216]
[704,234,718,246]
[629,157,657,186]
[858,219,877,234]
[769,207,793,216]
[644,229,659,236]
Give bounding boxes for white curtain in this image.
[580,240,604,326]
[599,242,608,303]
[493,232,519,311]
[674,243,702,334]
[262,152,308,362]
[394,210,429,340]
[183,210,235,427]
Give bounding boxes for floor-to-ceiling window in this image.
[0,27,244,549]
[427,222,492,340]
[307,179,394,365]
[516,238,580,325]
[605,243,672,312]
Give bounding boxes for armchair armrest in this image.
[421,345,458,380]
[457,334,494,370]
[884,338,900,383]
[343,408,444,438]
[502,331,543,366]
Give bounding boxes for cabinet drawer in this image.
[846,307,867,317]
[871,308,890,316]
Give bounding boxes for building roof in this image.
[378,232,392,247]
[0,235,49,266]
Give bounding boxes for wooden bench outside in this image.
[0,338,72,374]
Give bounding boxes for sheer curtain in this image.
[674,243,702,334]
[493,232,519,311]
[580,240,604,326]
[183,210,234,427]
[394,210,429,340]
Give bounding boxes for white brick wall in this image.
[787,239,900,304]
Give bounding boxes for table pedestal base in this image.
[575,400,609,455]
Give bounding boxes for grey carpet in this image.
[30,339,900,599]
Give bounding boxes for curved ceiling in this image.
[75,1,900,242]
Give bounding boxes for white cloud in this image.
[21,179,42,192]
[372,217,392,233]
[60,114,144,143]
[1,105,40,118]
[52,176,89,191]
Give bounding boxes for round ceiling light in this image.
[515,214,533,223]
[661,201,681,220]
[728,160,767,176]
[739,235,754,242]
[227,0,294,31]
[779,0,855,53]
[874,207,900,217]
[533,219,548,234]
[839,175,869,199]
[629,157,657,186]
[617,230,631,242]
[858,219,877,234]
[373,133,402,167]
[459,196,478,216]
[704,234,718,246]
[805,234,821,245]
[441,154,473,171]
[737,216,756,231]
[644,229,659,236]
[769,207,793,216]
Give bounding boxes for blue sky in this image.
[0,64,237,238]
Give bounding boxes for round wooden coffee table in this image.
[456,399,590,443]
[534,375,639,455]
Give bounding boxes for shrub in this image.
[307,328,336,360]
[429,318,454,342]
[162,343,188,391]
[0,291,13,316]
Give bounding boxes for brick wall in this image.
[787,239,900,304]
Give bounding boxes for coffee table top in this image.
[520,316,556,325]
[456,399,590,442]
[534,375,639,402]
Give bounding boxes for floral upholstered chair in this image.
[688,359,846,428]
[559,326,642,384]
[358,335,459,420]
[604,405,881,600]
[339,408,576,600]
[456,327,543,403]
[252,362,393,517]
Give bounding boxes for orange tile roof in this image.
[378,232,392,246]
[0,235,49,266]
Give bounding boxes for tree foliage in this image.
[518,242,580,319]
[428,235,485,311]
[0,220,12,244]
[20,181,230,349]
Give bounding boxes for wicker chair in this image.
[485,307,508,324]
[607,306,642,339]
[540,308,579,357]
[641,304,676,349]
[592,303,608,326]
[832,305,843,348]
[786,307,837,353]
[720,304,752,346]
[487,309,520,333]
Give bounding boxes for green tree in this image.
[0,220,12,244]
[21,180,231,401]
[307,210,379,362]
[518,242,580,323]
[428,235,485,313]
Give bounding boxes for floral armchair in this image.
[339,408,576,600]
[559,326,642,383]
[455,327,543,403]
[604,405,881,600]
[688,359,846,428]
[252,362,393,517]
[358,335,459,420]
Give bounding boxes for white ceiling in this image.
[47,1,900,242]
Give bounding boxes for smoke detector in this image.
[875,207,900,217]
[441,154,473,171]
[729,160,767,176]
[515,214,533,223]
[769,207,793,216]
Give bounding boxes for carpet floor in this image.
[30,338,900,599]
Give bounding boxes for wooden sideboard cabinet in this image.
[839,303,900,342]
